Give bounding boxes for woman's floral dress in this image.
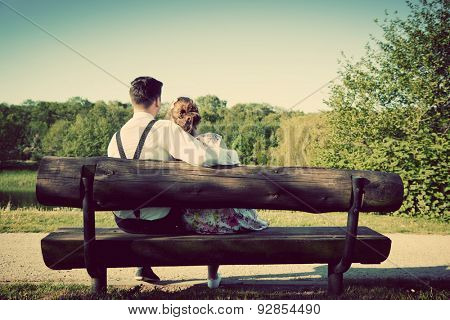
[181,133,269,234]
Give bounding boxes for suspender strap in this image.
[115,119,158,219]
[115,130,126,159]
[133,119,157,160]
[115,119,157,160]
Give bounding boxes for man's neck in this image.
[133,107,157,117]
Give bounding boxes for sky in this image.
[0,0,411,112]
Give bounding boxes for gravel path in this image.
[0,233,448,288]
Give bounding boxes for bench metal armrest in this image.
[82,176,101,278]
[331,176,366,274]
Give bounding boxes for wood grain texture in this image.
[36,156,101,208]
[36,156,403,212]
[41,227,391,270]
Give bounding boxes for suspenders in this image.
[116,119,157,161]
[115,119,157,218]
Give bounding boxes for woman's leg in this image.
[208,265,220,279]
[207,265,221,288]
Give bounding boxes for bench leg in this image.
[90,267,107,294]
[328,263,343,296]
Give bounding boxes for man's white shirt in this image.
[107,111,240,220]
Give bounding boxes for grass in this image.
[0,170,36,193]
[0,208,115,233]
[0,279,448,300]
[0,207,448,234]
[259,210,450,234]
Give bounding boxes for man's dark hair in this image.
[129,76,163,107]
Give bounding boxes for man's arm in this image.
[155,121,240,167]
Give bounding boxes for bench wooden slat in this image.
[41,227,391,270]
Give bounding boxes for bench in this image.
[37,156,404,295]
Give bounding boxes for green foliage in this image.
[180,96,291,165]
[0,99,131,158]
[61,101,131,157]
[196,95,227,133]
[0,98,93,160]
[0,96,280,164]
[195,96,282,165]
[41,120,71,156]
[314,0,449,220]
[0,104,26,160]
[270,113,327,166]
[222,103,281,164]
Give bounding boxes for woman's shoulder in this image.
[154,119,183,131]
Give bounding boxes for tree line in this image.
[0,96,293,165]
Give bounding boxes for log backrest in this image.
[36,156,404,213]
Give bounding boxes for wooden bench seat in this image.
[42,227,391,269]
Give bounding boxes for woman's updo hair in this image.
[167,97,201,135]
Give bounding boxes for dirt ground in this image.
[0,233,448,289]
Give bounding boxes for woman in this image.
[167,97,269,288]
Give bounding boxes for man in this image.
[107,76,239,284]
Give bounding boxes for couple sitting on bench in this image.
[107,76,268,288]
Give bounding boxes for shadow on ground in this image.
[155,265,450,287]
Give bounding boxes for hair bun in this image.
[168,97,201,134]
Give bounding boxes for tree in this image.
[222,103,281,164]
[196,95,227,133]
[42,120,71,156]
[61,102,132,156]
[0,98,96,160]
[315,0,449,220]
[0,104,27,160]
